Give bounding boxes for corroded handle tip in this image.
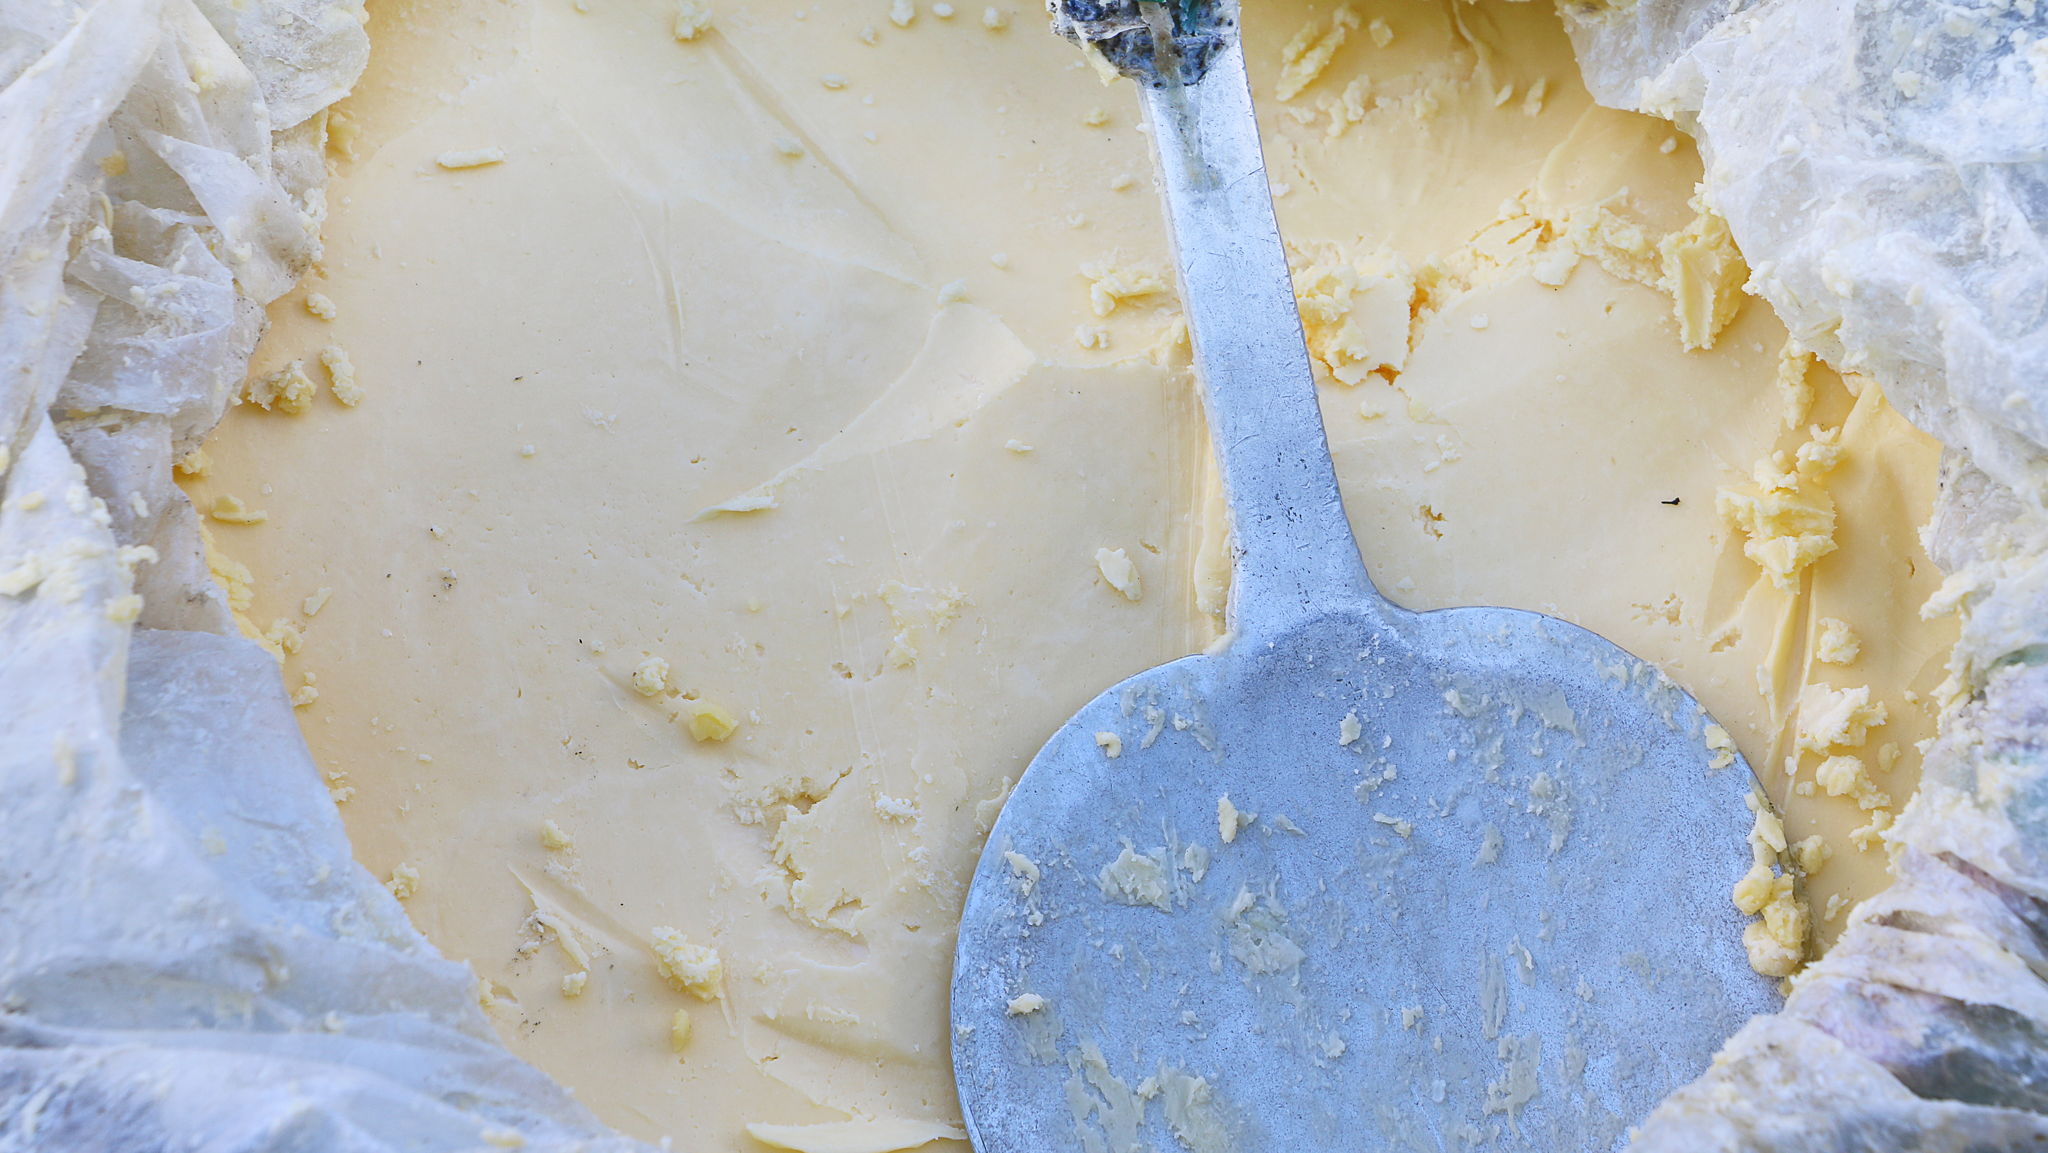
[1048,0,1235,87]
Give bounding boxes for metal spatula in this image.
[950,3,1779,1150]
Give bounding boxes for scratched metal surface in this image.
[953,604,1778,1151]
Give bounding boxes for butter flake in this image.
[1094,547,1143,602]
[436,147,506,170]
[208,494,268,525]
[386,862,421,899]
[677,698,739,742]
[673,0,713,40]
[1004,992,1046,1015]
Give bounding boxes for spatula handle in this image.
[1137,31,1381,637]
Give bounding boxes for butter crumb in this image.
[651,927,724,999]
[386,863,420,899]
[1815,754,1890,810]
[436,147,506,169]
[1098,846,1173,911]
[678,698,739,742]
[1275,6,1360,102]
[1703,723,1737,769]
[1367,16,1392,46]
[320,345,362,406]
[772,137,806,158]
[1731,863,1775,914]
[481,1129,526,1149]
[1095,731,1122,758]
[1372,813,1413,838]
[245,360,317,413]
[669,1007,694,1052]
[981,6,1008,30]
[175,447,212,477]
[890,0,915,27]
[1217,795,1252,843]
[1740,876,1807,978]
[1004,439,1033,454]
[1081,107,1110,128]
[1791,834,1831,876]
[1794,683,1887,754]
[1850,808,1894,852]
[1338,711,1361,746]
[1815,618,1861,665]
[1774,341,1815,427]
[540,819,575,851]
[1080,262,1167,316]
[291,674,319,707]
[631,656,672,696]
[1734,802,1807,977]
[1004,850,1041,890]
[209,494,268,525]
[3,555,47,598]
[1750,803,1787,853]
[937,279,970,305]
[1005,993,1047,1015]
[265,617,304,654]
[105,594,143,624]
[1716,449,1838,593]
[303,586,333,616]
[1293,249,1413,384]
[1094,547,1143,602]
[304,292,338,320]
[673,0,713,39]
[561,971,588,997]
[1659,203,1748,351]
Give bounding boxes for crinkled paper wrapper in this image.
[2,0,2044,1147]
[0,0,647,1148]
[1565,0,2048,1146]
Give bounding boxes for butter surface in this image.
[192,1,1952,1147]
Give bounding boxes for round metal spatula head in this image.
[952,603,1776,1152]
[953,3,1780,1150]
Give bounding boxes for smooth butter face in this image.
[189,0,1950,1147]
